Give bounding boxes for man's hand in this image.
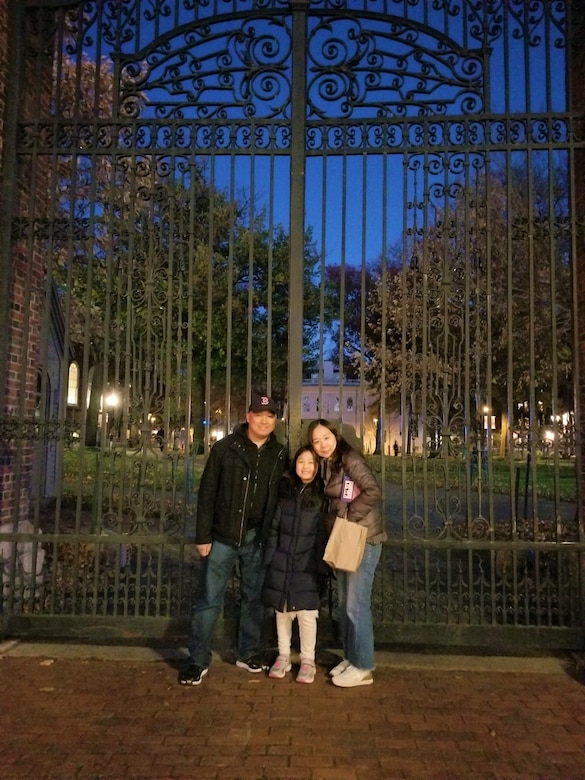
[196,543,212,557]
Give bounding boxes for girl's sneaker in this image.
[296,660,316,684]
[268,655,291,679]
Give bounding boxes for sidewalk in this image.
[0,640,584,780]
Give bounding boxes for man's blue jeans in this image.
[336,541,382,671]
[188,530,265,669]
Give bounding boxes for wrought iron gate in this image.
[1,0,584,648]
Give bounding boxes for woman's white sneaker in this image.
[331,664,373,687]
[329,658,351,678]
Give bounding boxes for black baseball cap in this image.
[249,392,278,415]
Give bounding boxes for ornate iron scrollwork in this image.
[307,15,484,120]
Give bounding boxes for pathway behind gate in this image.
[0,641,584,780]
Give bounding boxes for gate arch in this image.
[0,0,584,649]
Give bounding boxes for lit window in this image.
[67,362,79,406]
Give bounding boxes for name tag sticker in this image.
[342,476,356,502]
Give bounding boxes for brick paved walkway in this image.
[0,643,584,780]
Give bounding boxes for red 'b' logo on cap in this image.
[260,396,269,406]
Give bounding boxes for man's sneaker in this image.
[331,664,373,688]
[329,658,351,678]
[179,663,208,686]
[268,655,292,679]
[236,657,267,673]
[296,660,316,684]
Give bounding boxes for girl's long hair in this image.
[306,418,351,474]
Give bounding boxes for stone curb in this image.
[0,639,570,674]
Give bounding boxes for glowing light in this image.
[105,391,119,408]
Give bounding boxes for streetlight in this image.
[372,417,379,455]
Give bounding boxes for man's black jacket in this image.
[195,424,288,547]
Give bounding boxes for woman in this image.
[308,419,387,688]
[262,446,328,683]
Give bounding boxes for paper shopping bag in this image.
[323,515,367,572]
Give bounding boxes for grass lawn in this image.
[60,447,577,508]
[369,453,577,502]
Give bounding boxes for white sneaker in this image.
[268,655,291,679]
[329,658,351,678]
[296,660,316,684]
[331,664,373,687]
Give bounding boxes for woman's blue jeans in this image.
[336,541,381,671]
[188,529,265,669]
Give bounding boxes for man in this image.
[179,392,288,685]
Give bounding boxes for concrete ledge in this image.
[373,650,568,674]
[0,639,570,673]
[0,640,186,663]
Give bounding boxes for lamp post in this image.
[482,404,491,453]
[104,390,120,448]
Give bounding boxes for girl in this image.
[308,419,387,688]
[262,446,328,683]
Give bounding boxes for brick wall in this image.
[0,0,12,523]
[0,3,53,524]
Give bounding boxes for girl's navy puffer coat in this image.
[262,484,327,613]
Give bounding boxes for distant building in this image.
[300,361,379,453]
[300,361,423,456]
